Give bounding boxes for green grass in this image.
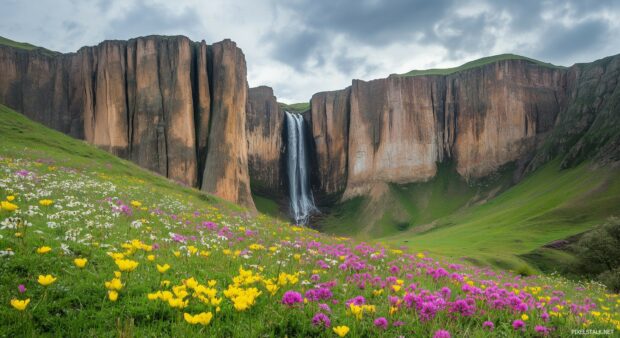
[397,53,564,77]
[320,162,515,240]
[381,160,620,271]
[320,159,620,273]
[278,102,310,112]
[0,36,57,56]
[1,104,618,336]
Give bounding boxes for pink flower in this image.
[433,329,451,338]
[311,313,331,328]
[535,325,550,336]
[482,321,494,331]
[18,284,26,293]
[373,317,388,330]
[282,291,303,306]
[512,319,525,330]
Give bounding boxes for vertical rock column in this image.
[246,86,285,198]
[308,88,350,204]
[202,40,255,209]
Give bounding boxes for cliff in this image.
[246,86,286,198]
[0,36,255,209]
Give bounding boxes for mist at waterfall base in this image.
[285,112,317,225]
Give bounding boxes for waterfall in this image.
[285,111,317,225]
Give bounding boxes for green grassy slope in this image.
[278,102,310,112]
[397,53,564,77]
[321,160,620,272]
[0,36,57,56]
[1,104,619,336]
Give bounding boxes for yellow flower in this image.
[38,199,54,206]
[147,255,155,262]
[1,201,18,212]
[6,195,15,201]
[105,278,123,291]
[37,274,57,286]
[115,259,139,272]
[173,251,181,257]
[10,298,30,311]
[168,297,188,309]
[36,246,52,254]
[521,313,529,321]
[200,250,211,258]
[333,326,350,337]
[130,200,142,208]
[108,290,118,301]
[183,312,213,325]
[73,258,88,268]
[157,264,170,273]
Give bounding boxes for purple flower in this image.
[393,320,405,327]
[389,265,400,275]
[282,291,303,306]
[512,319,525,330]
[318,303,331,313]
[345,296,366,306]
[535,325,550,336]
[482,321,494,331]
[311,313,331,328]
[433,329,451,338]
[373,317,388,330]
[541,312,549,322]
[18,284,26,293]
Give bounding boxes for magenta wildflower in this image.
[393,320,405,327]
[318,303,331,313]
[535,325,550,336]
[282,291,303,306]
[482,321,494,331]
[433,329,451,338]
[18,284,26,293]
[512,319,525,330]
[311,313,331,328]
[373,317,388,330]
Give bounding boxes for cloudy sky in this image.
[2,0,619,102]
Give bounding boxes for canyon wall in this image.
[246,86,285,198]
[2,34,618,211]
[0,36,255,209]
[309,59,568,199]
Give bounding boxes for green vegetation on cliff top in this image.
[0,36,57,56]
[397,53,564,77]
[278,102,310,112]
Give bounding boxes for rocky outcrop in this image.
[528,54,620,171]
[246,86,285,198]
[0,36,254,208]
[309,59,567,199]
[201,40,255,209]
[308,88,350,204]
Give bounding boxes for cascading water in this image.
[285,111,317,225]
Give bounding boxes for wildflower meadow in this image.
[0,109,619,337]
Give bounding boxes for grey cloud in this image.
[535,20,610,62]
[104,1,205,41]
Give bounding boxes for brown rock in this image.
[201,39,255,209]
[308,88,350,203]
[246,86,285,197]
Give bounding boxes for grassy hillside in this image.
[321,159,620,274]
[279,102,310,112]
[0,36,57,56]
[397,53,564,77]
[1,104,618,336]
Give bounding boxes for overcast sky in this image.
[2,0,619,103]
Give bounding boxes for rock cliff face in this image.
[246,86,285,198]
[309,59,570,199]
[307,88,350,204]
[0,36,254,209]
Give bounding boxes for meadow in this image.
[1,104,619,337]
